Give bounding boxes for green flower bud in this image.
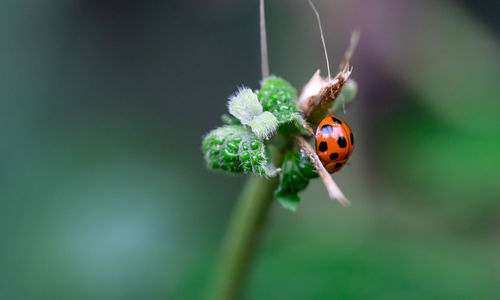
[202,125,276,177]
[258,77,305,131]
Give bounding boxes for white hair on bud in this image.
[228,87,263,124]
[228,87,278,140]
[248,111,278,140]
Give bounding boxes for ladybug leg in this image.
[303,123,314,135]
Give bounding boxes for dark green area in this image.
[275,150,318,211]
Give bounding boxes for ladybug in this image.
[315,115,354,173]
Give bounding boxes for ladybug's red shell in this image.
[315,115,354,173]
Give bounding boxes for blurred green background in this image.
[1,0,499,299]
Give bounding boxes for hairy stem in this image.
[207,175,279,300]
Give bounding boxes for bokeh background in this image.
[1,0,499,299]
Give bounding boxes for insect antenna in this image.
[308,0,331,80]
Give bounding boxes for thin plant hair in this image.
[308,0,331,80]
[260,0,269,79]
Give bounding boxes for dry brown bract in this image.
[293,30,359,206]
[296,65,352,118]
[297,30,359,119]
[295,136,350,206]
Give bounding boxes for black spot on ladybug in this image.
[335,162,343,169]
[318,141,328,152]
[331,117,342,124]
[350,133,354,145]
[337,136,347,148]
[321,125,334,135]
[329,153,338,160]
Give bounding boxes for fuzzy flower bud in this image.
[228,88,278,140]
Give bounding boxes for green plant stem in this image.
[207,175,279,300]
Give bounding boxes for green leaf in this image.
[202,125,276,177]
[277,194,300,212]
[221,114,241,125]
[275,149,319,211]
[258,77,304,132]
